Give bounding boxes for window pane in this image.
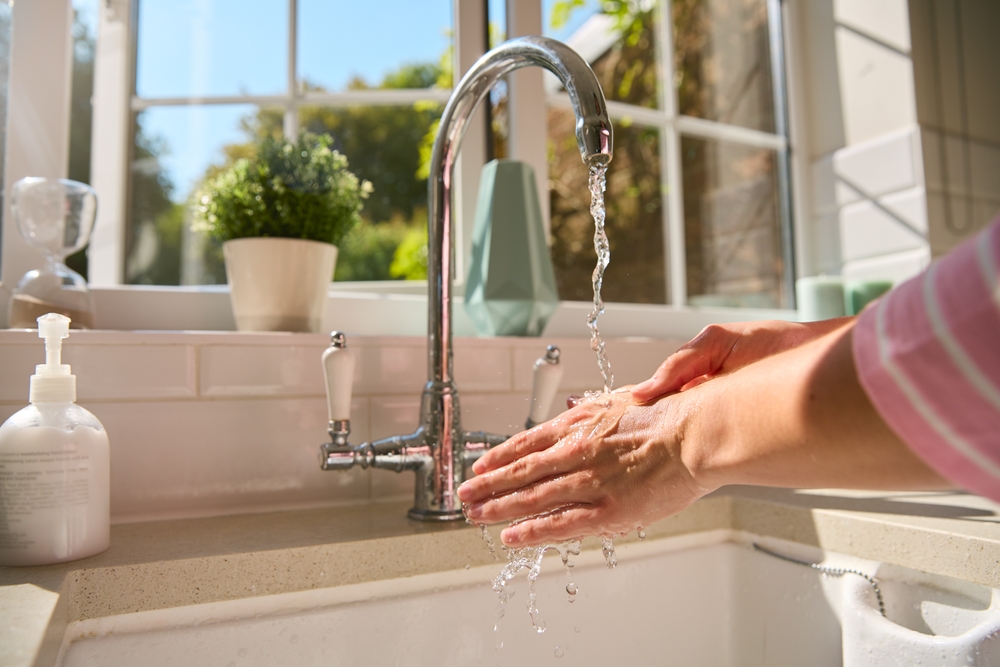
[549,109,666,304]
[297,0,452,93]
[544,0,660,109]
[682,136,785,308]
[127,105,272,286]
[299,104,440,281]
[673,0,776,132]
[135,0,287,98]
[66,0,99,280]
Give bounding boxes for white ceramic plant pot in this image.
[223,237,337,333]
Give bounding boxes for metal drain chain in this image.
[752,543,886,617]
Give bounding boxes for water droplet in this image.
[237,648,249,658]
[554,646,565,658]
[574,626,581,633]
[566,582,578,598]
[601,534,618,568]
[638,528,647,540]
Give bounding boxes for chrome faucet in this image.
[319,36,612,521]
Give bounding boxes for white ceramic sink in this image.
[57,531,1000,667]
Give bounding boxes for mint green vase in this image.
[464,160,559,337]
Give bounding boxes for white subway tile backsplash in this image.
[72,345,197,400]
[353,341,426,396]
[0,344,197,402]
[102,397,369,523]
[453,340,512,392]
[511,338,677,396]
[200,343,326,397]
[839,187,928,261]
[0,331,700,523]
[0,345,38,402]
[461,392,533,436]
[513,340,604,393]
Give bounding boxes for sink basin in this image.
[56,531,1000,667]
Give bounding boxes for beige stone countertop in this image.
[3,487,1000,667]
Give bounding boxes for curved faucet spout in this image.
[428,36,613,385]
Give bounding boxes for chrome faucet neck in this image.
[427,36,613,386]
[321,37,611,521]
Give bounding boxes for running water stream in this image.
[587,161,614,393]
[475,157,622,664]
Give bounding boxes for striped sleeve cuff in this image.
[853,220,1000,501]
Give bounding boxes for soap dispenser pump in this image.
[0,313,110,566]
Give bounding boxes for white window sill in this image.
[52,284,795,340]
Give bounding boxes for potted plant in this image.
[193,133,372,332]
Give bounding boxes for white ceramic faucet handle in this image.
[527,345,563,428]
[322,332,356,422]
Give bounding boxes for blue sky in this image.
[73,0,602,203]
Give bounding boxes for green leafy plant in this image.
[193,133,372,246]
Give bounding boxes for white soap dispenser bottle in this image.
[0,313,110,566]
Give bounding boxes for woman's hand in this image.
[457,322,948,548]
[456,388,711,547]
[630,318,854,402]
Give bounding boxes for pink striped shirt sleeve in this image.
[853,217,1000,501]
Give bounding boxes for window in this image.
[3,0,796,334]
[115,0,452,286]
[540,0,794,308]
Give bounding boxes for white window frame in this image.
[1,0,803,336]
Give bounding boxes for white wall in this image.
[793,0,930,285]
[792,0,1000,287]
[909,0,1000,257]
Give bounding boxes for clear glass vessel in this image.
[8,177,98,329]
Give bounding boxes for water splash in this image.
[600,534,618,569]
[558,540,582,603]
[493,545,549,634]
[464,503,499,562]
[587,161,614,393]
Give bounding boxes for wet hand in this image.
[456,389,709,547]
[631,318,853,402]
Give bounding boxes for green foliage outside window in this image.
[192,133,372,246]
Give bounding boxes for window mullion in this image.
[659,0,687,306]
[505,0,548,236]
[767,0,797,308]
[284,0,298,139]
[453,0,488,287]
[83,0,132,287]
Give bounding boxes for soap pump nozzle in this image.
[30,313,76,404]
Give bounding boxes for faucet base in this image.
[407,507,466,522]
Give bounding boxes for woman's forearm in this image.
[683,321,950,492]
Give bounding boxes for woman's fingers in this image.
[631,326,738,402]
[464,472,591,524]
[471,424,559,476]
[472,403,601,475]
[500,504,602,547]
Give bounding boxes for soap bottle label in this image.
[0,425,110,565]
